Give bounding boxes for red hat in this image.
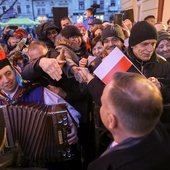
[13,28,28,39]
[0,50,11,69]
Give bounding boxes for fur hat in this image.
[61,25,82,38]
[0,50,11,69]
[129,21,158,47]
[157,30,170,46]
[101,24,125,42]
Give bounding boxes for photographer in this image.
[83,8,96,31]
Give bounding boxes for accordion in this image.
[0,102,74,162]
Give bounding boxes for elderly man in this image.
[127,21,170,103]
[88,72,170,170]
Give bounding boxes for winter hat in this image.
[13,28,28,39]
[61,25,82,38]
[74,23,86,30]
[36,22,60,40]
[157,30,170,46]
[129,21,158,47]
[101,24,125,42]
[0,50,11,69]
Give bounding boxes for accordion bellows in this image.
[0,103,73,161]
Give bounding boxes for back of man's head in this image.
[107,72,162,136]
[144,15,155,21]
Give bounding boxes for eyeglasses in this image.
[46,30,58,37]
[157,43,170,50]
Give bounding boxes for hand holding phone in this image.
[114,14,123,26]
[9,26,18,30]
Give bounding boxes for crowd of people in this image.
[0,10,170,170]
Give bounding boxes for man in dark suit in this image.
[88,72,170,170]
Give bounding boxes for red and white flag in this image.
[93,47,141,84]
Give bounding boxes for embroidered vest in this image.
[0,86,44,105]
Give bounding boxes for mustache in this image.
[105,45,116,51]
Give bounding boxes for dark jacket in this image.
[128,47,170,103]
[88,123,170,170]
[21,38,92,124]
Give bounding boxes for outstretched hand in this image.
[76,67,95,83]
[57,48,66,68]
[39,57,62,81]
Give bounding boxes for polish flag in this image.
[93,47,141,84]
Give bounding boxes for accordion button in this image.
[58,118,63,123]
[62,151,66,156]
[67,152,72,158]
[67,148,71,153]
[62,115,67,120]
[63,120,68,126]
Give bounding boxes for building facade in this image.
[0,0,122,25]
[121,0,170,25]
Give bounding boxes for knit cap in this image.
[61,25,82,38]
[129,21,158,47]
[157,30,170,46]
[101,24,125,42]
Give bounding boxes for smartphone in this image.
[114,13,123,26]
[9,26,18,30]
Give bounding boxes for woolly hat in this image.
[61,25,82,38]
[0,50,11,69]
[129,21,158,47]
[157,30,170,46]
[101,24,125,42]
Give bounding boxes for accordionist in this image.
[0,49,80,168]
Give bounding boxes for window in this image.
[93,1,97,4]
[17,5,21,14]
[111,0,115,6]
[100,0,104,9]
[79,1,84,10]
[26,5,30,13]
[37,8,40,15]
[2,6,6,12]
[42,8,45,15]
